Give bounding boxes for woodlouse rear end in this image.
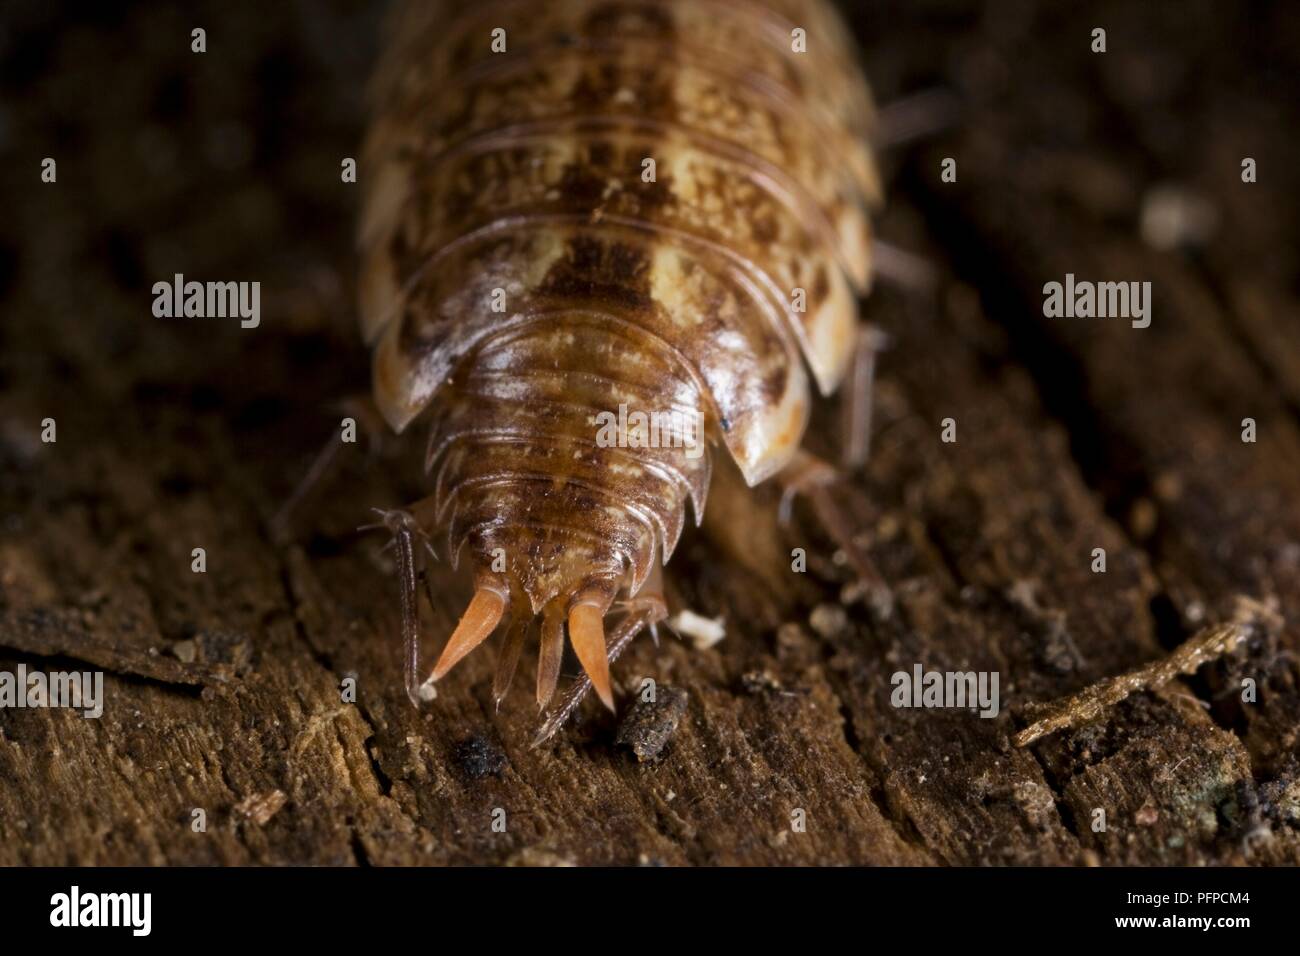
[356,0,881,733]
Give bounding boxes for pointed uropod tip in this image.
[429,587,506,682]
[568,604,615,711]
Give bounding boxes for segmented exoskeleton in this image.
[357,0,881,737]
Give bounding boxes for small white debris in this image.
[417,679,438,702]
[1140,184,1218,250]
[809,603,849,638]
[670,609,726,650]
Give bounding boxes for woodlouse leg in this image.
[846,242,940,469]
[532,567,668,747]
[777,449,891,609]
[840,322,890,470]
[1014,596,1281,747]
[271,427,343,545]
[366,508,436,707]
[873,88,961,149]
[271,394,387,544]
[872,239,939,294]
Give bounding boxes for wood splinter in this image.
[1014,596,1280,748]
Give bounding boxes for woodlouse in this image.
[355,0,882,738]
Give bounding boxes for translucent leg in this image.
[532,565,668,746]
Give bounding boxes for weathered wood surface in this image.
[0,1,1296,865]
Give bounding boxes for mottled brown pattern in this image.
[358,0,878,717]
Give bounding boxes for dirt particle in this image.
[776,622,808,650]
[1128,498,1158,539]
[615,686,689,761]
[741,670,783,694]
[809,602,849,638]
[505,846,576,867]
[454,734,509,779]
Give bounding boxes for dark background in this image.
[0,1,1297,864]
